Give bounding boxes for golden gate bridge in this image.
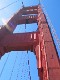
[0,0,60,80]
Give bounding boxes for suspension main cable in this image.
[40,2,60,50]
[0,0,20,11]
[9,52,18,80]
[0,53,10,78]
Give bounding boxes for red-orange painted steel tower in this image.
[0,4,60,80]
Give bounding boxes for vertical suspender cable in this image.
[27,52,31,80]
[15,52,23,80]
[9,52,18,80]
[0,53,10,78]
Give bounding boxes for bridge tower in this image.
[0,4,60,80]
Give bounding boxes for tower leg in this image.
[38,68,43,80]
[37,5,60,80]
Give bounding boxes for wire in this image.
[0,53,10,77]
[0,0,19,11]
[40,3,60,50]
[27,52,31,80]
[20,53,27,80]
[9,52,18,80]
[15,52,23,80]
[16,52,30,80]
